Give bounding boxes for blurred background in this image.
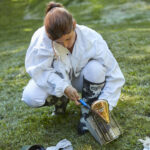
[0,0,150,149]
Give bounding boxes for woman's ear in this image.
[72,20,76,30]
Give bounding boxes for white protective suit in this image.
[24,24,125,109]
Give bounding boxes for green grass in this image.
[0,0,150,149]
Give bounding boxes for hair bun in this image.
[46,1,63,14]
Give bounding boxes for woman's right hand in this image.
[64,85,80,105]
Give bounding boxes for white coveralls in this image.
[22,24,125,110]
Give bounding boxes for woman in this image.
[22,2,125,134]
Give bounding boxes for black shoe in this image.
[54,96,69,115]
[78,113,88,135]
[78,122,88,135]
[44,96,56,106]
[44,96,69,115]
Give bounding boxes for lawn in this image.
[0,0,150,149]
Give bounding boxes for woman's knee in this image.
[22,91,46,108]
[83,60,106,83]
[22,80,48,108]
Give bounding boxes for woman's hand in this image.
[64,86,80,105]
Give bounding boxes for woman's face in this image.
[54,29,76,50]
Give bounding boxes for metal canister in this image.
[85,100,122,145]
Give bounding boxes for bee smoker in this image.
[79,99,122,145]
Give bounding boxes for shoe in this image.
[45,96,69,115]
[78,113,88,135]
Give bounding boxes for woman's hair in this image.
[44,1,73,40]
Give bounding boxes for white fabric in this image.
[139,137,150,150]
[22,60,105,108]
[24,24,125,108]
[46,139,73,150]
[71,60,105,92]
[53,42,72,77]
[22,79,48,107]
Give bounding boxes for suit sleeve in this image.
[94,36,125,110]
[25,46,70,97]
